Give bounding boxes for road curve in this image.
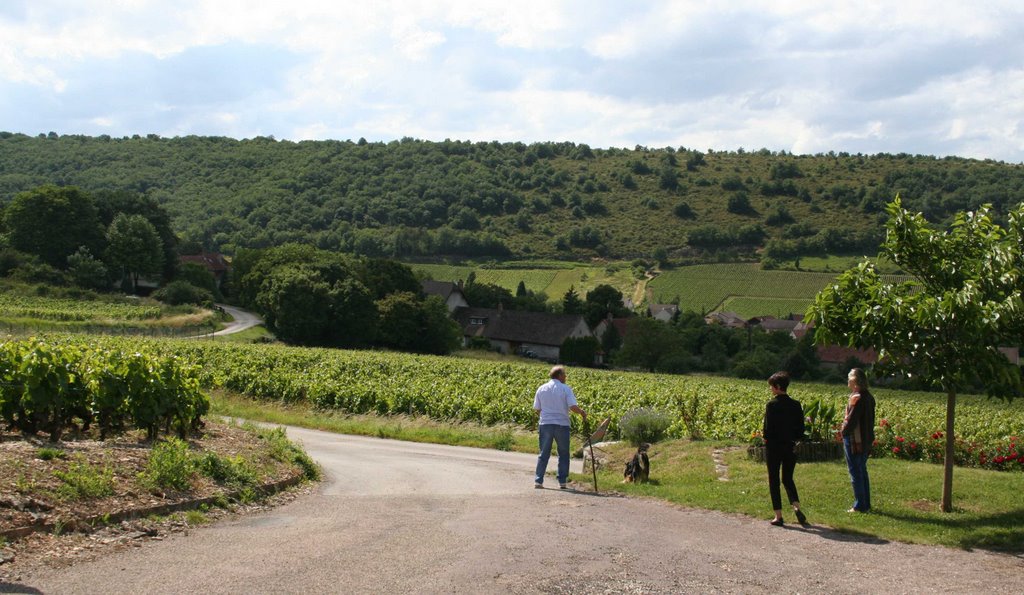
[213,304,262,336]
[16,426,1024,594]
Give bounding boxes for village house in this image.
[648,303,679,323]
[179,252,230,289]
[421,280,469,312]
[452,305,593,362]
[592,317,631,342]
[704,311,748,328]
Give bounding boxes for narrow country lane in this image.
[12,425,1024,594]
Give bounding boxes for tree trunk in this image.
[941,386,956,512]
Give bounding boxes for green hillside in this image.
[2,133,1023,262]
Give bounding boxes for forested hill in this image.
[1,132,1022,262]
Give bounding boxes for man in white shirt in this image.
[533,365,587,489]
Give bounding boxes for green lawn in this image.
[588,440,1024,551]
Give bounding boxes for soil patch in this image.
[0,420,314,581]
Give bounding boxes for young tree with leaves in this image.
[105,213,164,293]
[808,197,1023,512]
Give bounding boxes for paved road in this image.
[186,304,263,339]
[213,304,262,336]
[14,426,1024,594]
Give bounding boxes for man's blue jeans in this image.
[843,436,871,511]
[535,424,571,485]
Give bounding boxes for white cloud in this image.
[1,1,1023,161]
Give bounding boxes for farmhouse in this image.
[452,305,593,362]
[704,311,747,328]
[179,252,230,288]
[421,280,469,312]
[593,317,630,341]
[648,303,679,322]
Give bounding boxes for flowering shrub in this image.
[874,420,1023,471]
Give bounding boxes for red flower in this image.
[910,443,917,449]
[879,419,890,428]
[896,436,905,443]
[892,447,901,454]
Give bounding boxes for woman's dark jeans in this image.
[766,443,799,511]
[843,436,871,511]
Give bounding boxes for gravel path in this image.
[10,426,1024,594]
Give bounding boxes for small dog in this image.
[623,443,651,483]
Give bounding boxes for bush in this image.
[152,280,214,307]
[197,452,257,488]
[619,407,673,446]
[54,456,115,500]
[253,425,320,481]
[139,438,194,491]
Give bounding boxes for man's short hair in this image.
[549,365,566,379]
[767,371,790,391]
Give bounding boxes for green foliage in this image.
[152,280,214,306]
[106,213,164,293]
[808,197,1024,510]
[614,317,682,372]
[0,337,209,441]
[376,292,461,355]
[2,136,1024,262]
[197,452,257,488]
[253,425,321,481]
[54,455,115,500]
[559,336,599,366]
[66,246,110,291]
[39,334,1024,473]
[803,398,839,442]
[583,284,627,327]
[618,407,672,445]
[139,437,194,491]
[3,185,105,269]
[36,446,67,461]
[176,262,223,301]
[810,198,1024,398]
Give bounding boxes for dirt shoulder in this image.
[0,420,315,581]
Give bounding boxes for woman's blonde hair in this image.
[848,367,868,391]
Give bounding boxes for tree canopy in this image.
[4,133,1023,263]
[808,197,1024,512]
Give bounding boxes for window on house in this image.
[470,317,488,325]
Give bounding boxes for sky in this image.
[2,1,1023,163]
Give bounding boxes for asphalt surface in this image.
[212,304,263,337]
[9,426,1024,594]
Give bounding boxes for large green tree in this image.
[255,263,378,347]
[4,185,104,269]
[376,292,461,355]
[106,213,164,293]
[615,317,682,372]
[93,190,178,280]
[808,198,1024,512]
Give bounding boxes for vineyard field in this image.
[0,294,163,321]
[719,297,815,319]
[33,335,1024,470]
[649,264,911,316]
[409,263,637,300]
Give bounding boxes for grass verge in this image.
[209,390,538,453]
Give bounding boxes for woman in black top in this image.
[763,371,808,526]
